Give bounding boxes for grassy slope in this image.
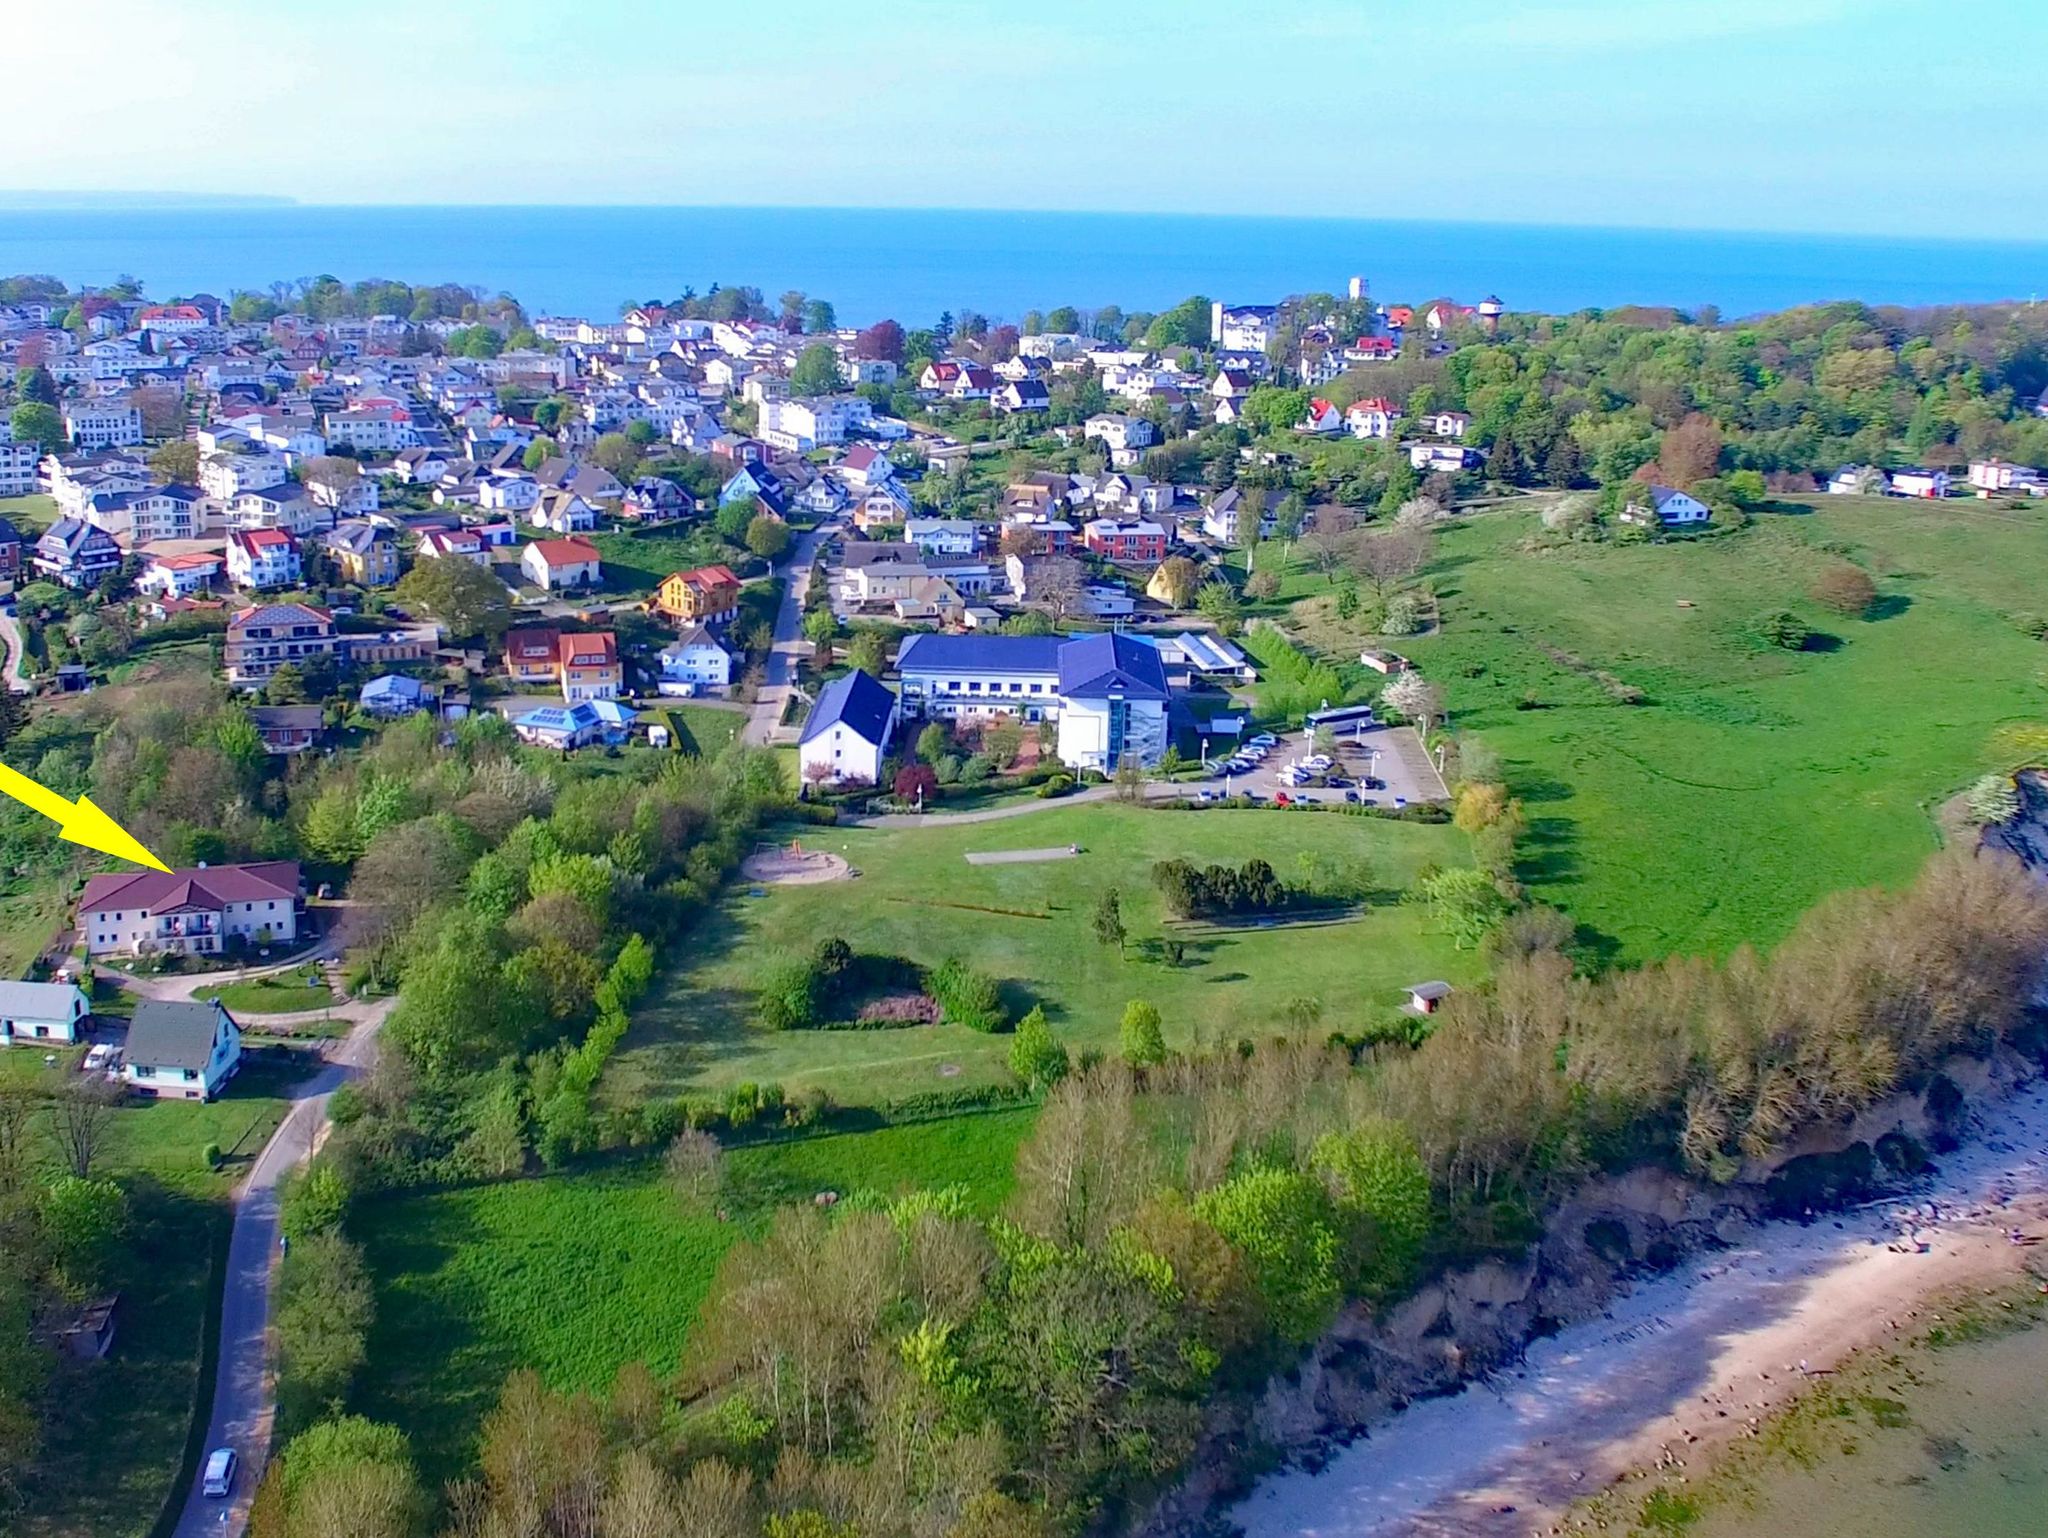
[354,1109,1035,1489]
[1386,497,2048,962]
[604,802,1475,1108]
[9,1054,302,1538]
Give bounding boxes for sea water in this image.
[2,205,2046,324]
[1692,1320,2048,1538]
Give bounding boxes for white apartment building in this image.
[61,398,144,449]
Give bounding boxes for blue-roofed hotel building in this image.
[895,632,1170,774]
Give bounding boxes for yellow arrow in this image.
[0,762,170,872]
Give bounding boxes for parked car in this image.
[203,1448,238,1499]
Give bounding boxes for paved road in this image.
[744,524,835,747]
[168,1000,392,1538]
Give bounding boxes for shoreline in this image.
[1228,1075,2048,1538]
[1558,1275,2048,1537]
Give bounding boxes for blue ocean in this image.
[1,205,2044,324]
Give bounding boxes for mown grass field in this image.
[641,700,744,756]
[605,802,1476,1108]
[353,1109,1035,1489]
[1329,496,2048,963]
[193,969,335,1015]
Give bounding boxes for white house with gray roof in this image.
[122,999,241,1101]
[0,980,90,1045]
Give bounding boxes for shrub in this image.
[1752,609,1813,650]
[1809,562,1878,617]
[1311,1118,1433,1294]
[1965,773,2021,826]
[280,1161,353,1241]
[926,957,1006,1033]
[201,1141,223,1170]
[1037,773,1074,798]
[1150,857,1287,919]
[756,956,822,1031]
[275,1229,373,1431]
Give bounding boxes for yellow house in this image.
[651,564,741,626]
[321,521,400,587]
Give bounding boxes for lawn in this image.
[1347,497,2048,963]
[640,701,744,756]
[193,969,336,1015]
[353,1109,1035,1488]
[585,526,750,597]
[0,492,59,535]
[7,1052,306,1538]
[604,802,1476,1108]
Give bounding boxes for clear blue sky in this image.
[15,0,2047,238]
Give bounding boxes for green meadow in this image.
[604,802,1478,1108]
[1364,496,2048,962]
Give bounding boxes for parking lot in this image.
[1190,723,1447,809]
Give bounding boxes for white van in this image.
[202,1447,237,1499]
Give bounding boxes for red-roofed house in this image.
[652,564,742,626]
[1345,397,1403,440]
[838,444,894,490]
[416,526,489,565]
[138,551,226,600]
[520,537,603,591]
[79,861,302,958]
[1297,398,1345,435]
[556,630,622,702]
[504,626,565,688]
[137,303,210,336]
[227,527,301,590]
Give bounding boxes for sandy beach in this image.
[1229,1076,2048,1538]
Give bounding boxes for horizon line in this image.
[5,195,2048,251]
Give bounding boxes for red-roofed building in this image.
[1345,397,1403,439]
[1344,336,1399,362]
[520,536,603,591]
[79,861,302,958]
[416,526,488,565]
[502,626,622,700]
[556,629,621,702]
[227,527,301,590]
[651,563,742,626]
[138,550,226,601]
[137,303,210,335]
[837,444,894,490]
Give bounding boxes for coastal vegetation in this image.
[324,848,2046,1538]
